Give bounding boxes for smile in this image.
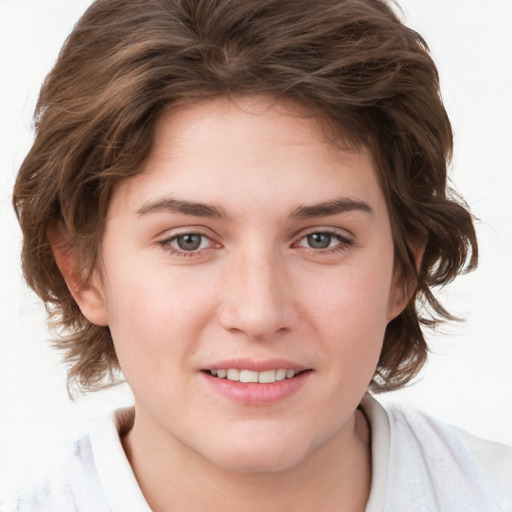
[209,368,299,383]
[202,366,311,406]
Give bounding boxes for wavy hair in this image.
[13,0,477,393]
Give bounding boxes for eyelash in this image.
[157,229,354,257]
[158,232,214,257]
[294,229,354,255]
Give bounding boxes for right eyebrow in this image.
[136,197,229,219]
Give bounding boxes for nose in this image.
[219,249,299,341]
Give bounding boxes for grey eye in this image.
[176,234,203,251]
[306,233,333,249]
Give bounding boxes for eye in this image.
[295,230,353,252]
[304,232,335,249]
[159,232,216,255]
[174,234,206,251]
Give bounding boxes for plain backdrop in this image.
[1,0,511,497]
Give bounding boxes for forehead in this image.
[109,96,386,221]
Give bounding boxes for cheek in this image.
[301,256,394,368]
[102,263,219,370]
[307,260,393,327]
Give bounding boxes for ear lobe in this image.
[50,225,109,327]
[387,243,425,322]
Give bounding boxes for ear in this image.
[50,224,109,326]
[387,244,425,322]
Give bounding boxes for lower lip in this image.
[201,371,311,406]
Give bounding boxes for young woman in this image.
[6,0,512,510]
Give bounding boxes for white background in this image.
[1,0,511,497]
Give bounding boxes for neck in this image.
[122,407,371,512]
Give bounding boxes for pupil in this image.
[177,234,201,250]
[307,233,331,249]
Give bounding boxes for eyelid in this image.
[292,227,355,252]
[294,226,353,242]
[157,227,221,256]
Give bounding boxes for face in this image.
[81,96,405,473]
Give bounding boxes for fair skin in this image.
[58,96,412,511]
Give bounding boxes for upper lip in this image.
[203,358,309,372]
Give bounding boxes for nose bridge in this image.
[220,243,297,340]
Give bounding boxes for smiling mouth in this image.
[205,368,309,383]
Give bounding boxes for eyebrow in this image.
[136,198,229,219]
[135,196,373,220]
[289,198,374,219]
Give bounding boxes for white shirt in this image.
[5,396,512,511]
[362,396,512,512]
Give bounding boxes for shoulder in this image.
[7,407,150,512]
[6,408,134,512]
[9,407,150,512]
[454,426,512,510]
[384,400,512,512]
[13,435,112,512]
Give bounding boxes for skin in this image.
[59,96,412,511]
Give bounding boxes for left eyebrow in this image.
[289,198,374,219]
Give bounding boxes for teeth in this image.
[240,370,258,383]
[209,368,299,382]
[226,369,240,381]
[258,370,276,383]
[275,369,287,381]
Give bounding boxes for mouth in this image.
[201,361,312,405]
[204,368,310,383]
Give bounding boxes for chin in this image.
[204,435,316,474]
[214,452,307,474]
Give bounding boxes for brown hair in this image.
[13,0,477,393]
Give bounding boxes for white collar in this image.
[90,407,152,512]
[359,394,390,512]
